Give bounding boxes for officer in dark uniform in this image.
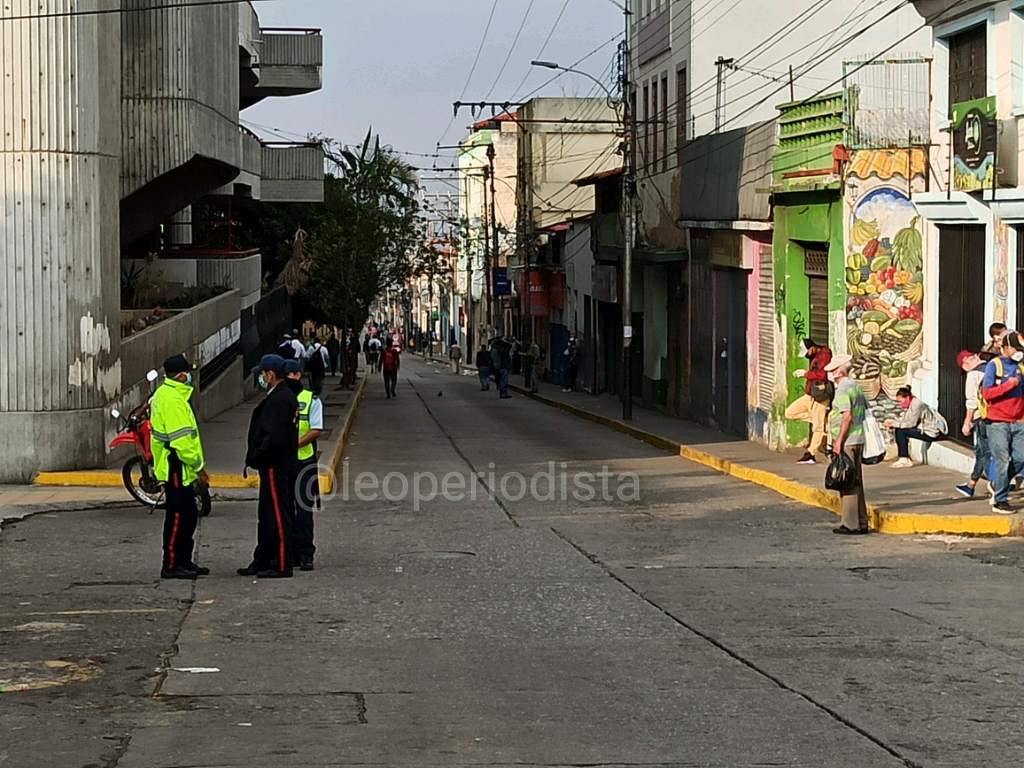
[238,354,299,579]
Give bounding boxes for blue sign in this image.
[493,267,511,296]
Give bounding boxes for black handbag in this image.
[809,378,835,403]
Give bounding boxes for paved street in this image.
[5,357,1024,766]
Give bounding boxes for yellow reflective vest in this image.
[297,389,316,461]
[150,378,205,485]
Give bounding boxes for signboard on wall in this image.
[951,96,996,192]
[527,270,548,317]
[493,267,511,296]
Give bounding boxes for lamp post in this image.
[530,37,634,419]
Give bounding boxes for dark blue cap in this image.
[163,354,191,375]
[283,359,302,374]
[251,353,286,376]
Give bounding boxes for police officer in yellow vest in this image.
[151,355,210,579]
[284,359,323,570]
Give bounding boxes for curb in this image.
[33,470,257,490]
[510,385,1018,537]
[34,376,369,495]
[319,374,366,494]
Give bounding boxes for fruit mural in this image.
[845,186,924,402]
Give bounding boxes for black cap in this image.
[251,354,286,376]
[803,338,819,349]
[163,354,191,375]
[283,359,302,375]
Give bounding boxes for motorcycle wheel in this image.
[122,456,164,509]
[196,483,212,517]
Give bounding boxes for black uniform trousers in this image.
[294,457,319,560]
[253,465,295,573]
[163,455,197,571]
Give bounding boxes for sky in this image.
[246,0,624,166]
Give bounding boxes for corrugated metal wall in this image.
[0,1,122,412]
[261,32,322,66]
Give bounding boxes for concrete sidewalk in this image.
[488,373,1018,537]
[32,372,366,493]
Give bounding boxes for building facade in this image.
[0,0,324,480]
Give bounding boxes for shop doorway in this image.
[713,268,749,436]
[938,224,986,446]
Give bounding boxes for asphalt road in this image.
[4,357,1024,767]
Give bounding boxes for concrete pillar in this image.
[0,1,122,481]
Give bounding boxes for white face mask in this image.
[1012,351,1024,363]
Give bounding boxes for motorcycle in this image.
[109,370,211,516]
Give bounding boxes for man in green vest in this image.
[150,354,210,579]
[284,359,323,570]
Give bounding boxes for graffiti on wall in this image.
[844,149,927,414]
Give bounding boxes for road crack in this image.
[550,526,924,768]
[408,378,520,528]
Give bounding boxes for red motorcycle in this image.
[109,371,210,516]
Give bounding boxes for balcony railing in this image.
[260,142,325,203]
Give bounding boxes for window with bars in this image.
[661,74,669,172]
[804,246,830,346]
[676,65,688,165]
[948,24,987,108]
[651,79,658,169]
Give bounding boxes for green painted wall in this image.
[772,190,845,445]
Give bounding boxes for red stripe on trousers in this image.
[168,471,181,569]
[268,467,286,571]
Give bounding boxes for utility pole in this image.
[487,142,499,335]
[481,164,492,344]
[621,8,636,420]
[714,57,734,133]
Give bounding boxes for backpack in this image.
[307,346,325,375]
[977,358,1003,421]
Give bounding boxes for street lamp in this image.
[530,61,618,104]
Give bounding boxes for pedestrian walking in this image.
[562,336,579,393]
[307,340,328,395]
[326,332,340,376]
[496,337,512,399]
[956,349,994,498]
[450,341,463,375]
[982,332,1024,513]
[239,354,298,578]
[284,359,322,571]
[150,354,210,579]
[382,341,401,398]
[476,346,492,391]
[368,334,382,373]
[826,354,870,535]
[785,338,833,464]
[883,387,945,467]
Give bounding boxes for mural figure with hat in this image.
[150,354,210,579]
[240,354,299,578]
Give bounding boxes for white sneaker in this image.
[892,458,914,468]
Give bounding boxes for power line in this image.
[0,0,273,21]
[509,0,573,100]
[436,0,502,149]
[484,0,537,101]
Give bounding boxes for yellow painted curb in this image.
[512,386,1017,537]
[318,374,367,494]
[34,470,257,489]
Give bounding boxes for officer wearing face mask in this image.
[150,354,210,579]
[240,354,299,578]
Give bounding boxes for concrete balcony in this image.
[241,27,323,108]
[260,142,325,203]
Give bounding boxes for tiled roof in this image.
[847,147,927,181]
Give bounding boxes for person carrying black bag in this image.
[825,354,870,535]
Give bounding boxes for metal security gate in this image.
[689,234,713,420]
[938,225,986,446]
[714,268,749,437]
[757,244,775,412]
